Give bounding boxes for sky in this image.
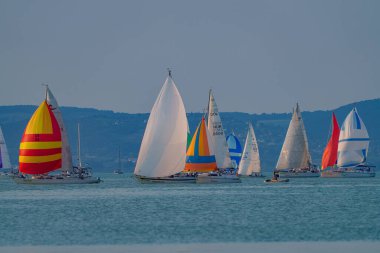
[0,0,379,114]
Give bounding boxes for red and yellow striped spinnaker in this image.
[19,100,62,174]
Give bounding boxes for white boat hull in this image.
[13,176,101,184]
[321,167,375,178]
[196,173,241,184]
[136,175,196,183]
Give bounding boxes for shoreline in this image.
[1,241,380,253]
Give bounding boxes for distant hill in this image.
[0,99,379,172]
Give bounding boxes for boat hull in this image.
[238,173,265,178]
[277,170,320,178]
[196,173,241,184]
[13,176,101,184]
[0,172,13,177]
[265,178,289,183]
[321,167,375,178]
[0,173,10,179]
[136,175,196,183]
[249,173,265,177]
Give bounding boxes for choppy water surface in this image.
[0,173,379,245]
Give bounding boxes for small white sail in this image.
[207,90,233,169]
[238,123,261,175]
[46,86,74,172]
[134,75,188,178]
[0,126,12,169]
[276,103,311,170]
[337,108,369,167]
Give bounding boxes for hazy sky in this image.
[0,0,379,113]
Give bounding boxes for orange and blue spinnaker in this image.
[184,117,217,172]
[19,100,62,174]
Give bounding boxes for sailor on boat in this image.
[272,172,279,181]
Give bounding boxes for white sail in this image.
[337,108,369,167]
[238,123,261,175]
[46,86,73,172]
[276,103,311,170]
[0,126,12,169]
[134,75,188,178]
[207,90,233,169]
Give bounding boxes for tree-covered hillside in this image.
[0,99,379,172]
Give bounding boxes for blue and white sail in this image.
[337,108,369,167]
[0,126,12,170]
[226,133,242,168]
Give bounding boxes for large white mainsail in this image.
[207,90,233,169]
[238,123,261,176]
[276,103,311,170]
[0,126,12,170]
[46,86,73,173]
[134,74,188,178]
[337,108,369,167]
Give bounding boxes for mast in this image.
[207,89,212,123]
[118,146,122,170]
[41,83,48,100]
[77,123,82,168]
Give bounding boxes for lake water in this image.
[0,173,379,246]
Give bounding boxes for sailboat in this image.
[187,122,192,149]
[322,108,375,177]
[46,86,73,175]
[0,126,13,176]
[184,116,217,173]
[134,70,194,183]
[320,113,340,177]
[275,103,320,178]
[207,90,233,170]
[226,132,242,169]
[14,87,101,184]
[71,123,101,182]
[196,90,241,183]
[15,100,64,183]
[238,122,264,177]
[113,147,123,174]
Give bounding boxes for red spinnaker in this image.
[321,113,340,169]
